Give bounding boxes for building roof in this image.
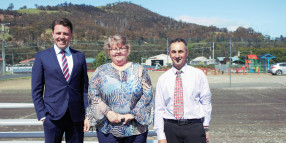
[231,56,240,61]
[248,55,257,59]
[149,54,168,59]
[191,56,208,62]
[19,58,35,64]
[217,57,225,62]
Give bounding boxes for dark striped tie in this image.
[60,51,70,81]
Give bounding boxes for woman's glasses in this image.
[109,47,127,52]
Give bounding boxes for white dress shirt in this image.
[54,45,73,76]
[154,64,212,140]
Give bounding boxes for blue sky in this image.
[1,0,285,38]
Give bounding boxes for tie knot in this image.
[176,70,182,75]
[60,50,66,54]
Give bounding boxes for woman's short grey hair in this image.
[104,34,131,57]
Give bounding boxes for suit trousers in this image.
[164,121,206,143]
[96,129,148,143]
[44,110,84,143]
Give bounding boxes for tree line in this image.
[1,2,286,68]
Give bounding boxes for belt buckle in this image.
[178,119,188,125]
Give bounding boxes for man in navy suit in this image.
[32,17,88,143]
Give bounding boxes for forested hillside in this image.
[0,2,286,66]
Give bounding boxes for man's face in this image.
[169,42,189,70]
[52,24,73,50]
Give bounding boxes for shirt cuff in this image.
[156,128,166,140]
[40,117,46,121]
[203,117,210,126]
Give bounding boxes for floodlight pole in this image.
[212,42,214,61]
[166,38,169,66]
[229,38,232,87]
[2,23,10,75]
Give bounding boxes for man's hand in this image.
[83,116,90,132]
[206,131,209,142]
[204,126,209,142]
[40,117,46,124]
[158,139,167,143]
[106,111,120,123]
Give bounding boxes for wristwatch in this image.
[204,127,209,132]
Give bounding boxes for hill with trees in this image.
[0,2,286,67]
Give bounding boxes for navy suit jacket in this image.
[32,47,88,122]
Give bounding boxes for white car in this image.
[269,63,286,75]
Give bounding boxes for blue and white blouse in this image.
[86,62,154,137]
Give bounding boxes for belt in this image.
[164,118,204,125]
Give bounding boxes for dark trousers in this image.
[43,110,84,143]
[164,121,206,143]
[97,129,148,143]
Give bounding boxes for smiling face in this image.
[52,24,73,50]
[109,43,130,66]
[169,41,189,70]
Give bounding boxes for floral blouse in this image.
[86,62,154,137]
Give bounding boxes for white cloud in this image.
[175,15,249,31]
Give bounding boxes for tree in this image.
[20,5,27,9]
[93,51,106,68]
[7,3,14,11]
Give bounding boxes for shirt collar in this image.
[171,64,187,75]
[54,44,71,55]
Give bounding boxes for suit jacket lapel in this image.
[49,47,67,82]
[69,48,78,82]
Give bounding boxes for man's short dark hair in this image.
[169,38,188,51]
[51,18,73,33]
[169,38,187,47]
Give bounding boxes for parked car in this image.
[269,63,286,75]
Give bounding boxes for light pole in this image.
[1,23,10,75]
[229,38,232,87]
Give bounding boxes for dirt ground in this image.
[1,72,286,142]
[1,72,286,90]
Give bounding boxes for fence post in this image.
[214,68,216,75]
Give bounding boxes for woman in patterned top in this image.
[83,34,154,143]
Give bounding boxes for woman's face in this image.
[109,43,129,66]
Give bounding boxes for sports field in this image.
[1,72,286,142]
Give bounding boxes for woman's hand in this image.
[106,111,120,123]
[118,113,134,125]
[83,116,90,132]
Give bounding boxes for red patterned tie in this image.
[61,51,70,81]
[174,70,184,119]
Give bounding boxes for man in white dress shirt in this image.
[154,38,212,143]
